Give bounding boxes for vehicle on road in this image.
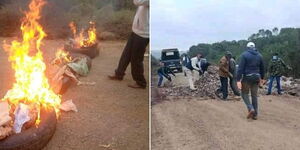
[161,48,182,72]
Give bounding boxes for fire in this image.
[55,48,72,63]
[2,0,61,124]
[69,21,97,48]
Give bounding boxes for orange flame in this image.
[2,0,61,124]
[71,21,97,48]
[55,48,72,63]
[69,21,77,39]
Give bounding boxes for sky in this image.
[151,0,300,51]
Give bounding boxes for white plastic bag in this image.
[60,100,78,112]
[13,103,30,133]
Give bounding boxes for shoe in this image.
[247,110,255,119]
[266,93,271,95]
[278,92,282,95]
[128,83,146,89]
[215,91,222,99]
[252,115,257,120]
[190,87,197,91]
[221,98,228,101]
[108,75,123,81]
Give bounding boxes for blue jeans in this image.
[158,73,164,86]
[241,75,260,116]
[267,76,281,94]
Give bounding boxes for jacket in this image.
[191,57,201,71]
[268,57,288,76]
[219,56,230,77]
[229,58,237,77]
[237,48,265,81]
[132,0,149,38]
[157,66,175,78]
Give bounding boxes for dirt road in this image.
[152,73,300,150]
[0,38,149,150]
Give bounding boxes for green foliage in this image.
[187,28,300,78]
[0,0,135,39]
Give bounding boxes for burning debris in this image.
[63,21,99,59]
[50,49,93,94]
[0,0,60,140]
[68,21,97,48]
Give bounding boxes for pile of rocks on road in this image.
[161,66,221,99]
[262,76,300,96]
[160,65,300,99]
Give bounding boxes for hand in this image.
[259,79,265,87]
[237,81,242,89]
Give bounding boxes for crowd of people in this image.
[157,42,291,120]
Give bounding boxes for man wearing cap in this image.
[237,42,265,120]
[108,0,149,89]
[216,51,233,100]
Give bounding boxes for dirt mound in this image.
[160,66,220,99]
[159,66,300,99]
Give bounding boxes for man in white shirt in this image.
[182,53,202,90]
[109,0,149,89]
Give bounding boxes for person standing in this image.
[182,53,202,90]
[108,0,149,89]
[229,56,241,96]
[267,53,291,95]
[157,62,176,87]
[237,42,265,120]
[216,51,233,100]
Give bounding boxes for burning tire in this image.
[65,43,99,59]
[0,107,57,150]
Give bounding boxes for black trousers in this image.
[115,32,149,87]
[217,76,228,99]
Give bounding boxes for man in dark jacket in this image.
[157,62,175,87]
[267,53,291,95]
[237,42,265,120]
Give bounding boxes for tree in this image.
[187,27,300,78]
[258,29,266,37]
[272,27,279,35]
[265,29,273,37]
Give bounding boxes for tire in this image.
[65,43,99,59]
[0,107,57,150]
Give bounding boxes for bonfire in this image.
[0,0,61,138]
[68,21,97,48]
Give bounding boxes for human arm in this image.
[133,0,149,6]
[237,55,246,82]
[260,56,265,80]
[191,58,200,71]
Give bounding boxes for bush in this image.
[0,0,135,40]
